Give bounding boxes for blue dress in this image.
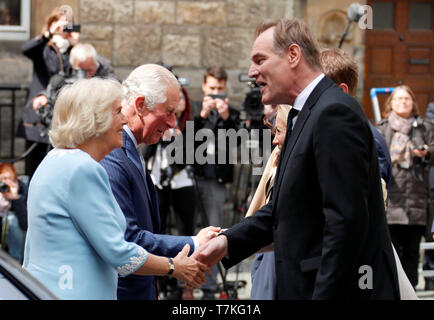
[23,149,149,300]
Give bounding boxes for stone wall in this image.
[0,0,367,172]
[77,0,296,104]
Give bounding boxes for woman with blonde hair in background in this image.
[246,104,290,300]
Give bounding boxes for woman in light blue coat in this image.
[23,78,209,299]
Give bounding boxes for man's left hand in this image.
[215,98,230,121]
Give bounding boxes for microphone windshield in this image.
[347,3,363,22]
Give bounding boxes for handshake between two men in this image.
[171,226,226,288]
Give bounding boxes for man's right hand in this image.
[32,95,48,111]
[191,235,228,267]
[172,244,210,288]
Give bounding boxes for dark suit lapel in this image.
[273,76,334,202]
[273,106,310,199]
[122,130,157,221]
[123,131,146,183]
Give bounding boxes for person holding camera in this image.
[377,85,434,289]
[191,66,240,299]
[18,7,80,178]
[32,43,116,131]
[0,162,28,263]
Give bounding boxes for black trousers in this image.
[389,224,425,287]
[24,141,51,178]
[157,186,196,236]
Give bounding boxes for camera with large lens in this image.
[63,24,81,33]
[238,72,264,129]
[0,180,10,193]
[37,68,87,129]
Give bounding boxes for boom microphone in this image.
[347,3,363,23]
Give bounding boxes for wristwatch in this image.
[167,257,175,275]
[44,30,53,40]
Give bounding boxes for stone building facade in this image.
[0,0,366,171]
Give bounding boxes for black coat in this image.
[191,101,240,184]
[18,35,72,143]
[222,76,400,300]
[21,35,71,104]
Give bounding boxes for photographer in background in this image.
[18,6,80,178]
[32,43,116,130]
[0,162,28,263]
[192,66,240,299]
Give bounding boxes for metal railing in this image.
[370,87,395,124]
[420,242,434,277]
[0,84,29,159]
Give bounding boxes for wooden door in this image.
[364,0,434,121]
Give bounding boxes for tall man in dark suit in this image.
[101,64,219,300]
[193,18,400,299]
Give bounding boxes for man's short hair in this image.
[69,43,99,68]
[203,66,228,83]
[49,78,123,148]
[255,18,322,71]
[122,64,180,111]
[320,48,358,96]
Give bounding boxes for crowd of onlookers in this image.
[0,7,433,300]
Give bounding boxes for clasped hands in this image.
[173,226,228,288]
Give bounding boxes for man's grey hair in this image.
[69,43,99,68]
[122,64,180,111]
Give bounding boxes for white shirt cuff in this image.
[192,236,199,251]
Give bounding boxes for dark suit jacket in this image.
[370,123,392,189]
[191,101,240,184]
[101,130,195,300]
[222,76,400,300]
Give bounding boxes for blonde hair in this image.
[276,105,290,126]
[41,7,64,34]
[49,78,123,148]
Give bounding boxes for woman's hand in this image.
[196,226,222,245]
[49,15,68,35]
[172,244,210,288]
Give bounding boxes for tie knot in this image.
[288,108,299,121]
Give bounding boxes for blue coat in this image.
[23,149,148,300]
[100,130,195,300]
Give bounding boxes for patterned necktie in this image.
[138,149,147,178]
[279,108,299,159]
